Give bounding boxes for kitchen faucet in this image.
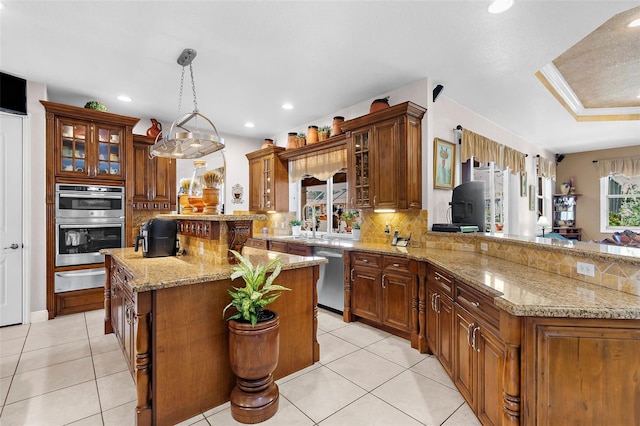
[302,203,317,239]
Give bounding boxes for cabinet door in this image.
[438,295,455,377]
[248,158,263,211]
[152,156,176,210]
[476,327,504,426]
[132,142,151,206]
[123,299,134,371]
[454,306,476,409]
[372,118,400,210]
[57,118,91,177]
[95,124,125,179]
[351,266,381,322]
[347,128,373,209]
[381,271,411,332]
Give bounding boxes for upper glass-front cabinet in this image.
[352,130,371,208]
[57,119,124,180]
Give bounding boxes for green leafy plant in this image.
[318,126,331,134]
[352,222,361,230]
[84,101,107,112]
[290,219,302,226]
[223,250,290,326]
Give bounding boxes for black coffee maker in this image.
[134,218,178,258]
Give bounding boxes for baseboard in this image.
[29,310,49,323]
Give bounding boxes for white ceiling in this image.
[1,1,639,154]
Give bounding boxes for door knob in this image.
[3,243,19,250]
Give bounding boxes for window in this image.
[600,174,640,232]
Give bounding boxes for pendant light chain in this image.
[189,63,199,113]
[175,66,186,123]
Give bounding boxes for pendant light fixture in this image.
[150,48,224,159]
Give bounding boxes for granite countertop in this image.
[102,246,327,293]
[349,243,640,319]
[253,236,640,319]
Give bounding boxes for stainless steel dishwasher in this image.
[313,247,345,314]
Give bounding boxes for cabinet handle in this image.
[470,301,480,308]
[431,293,436,311]
[350,269,354,282]
[382,274,386,289]
[362,259,369,263]
[373,196,377,208]
[472,326,480,352]
[434,275,441,281]
[435,294,440,314]
[466,322,476,348]
[393,263,400,267]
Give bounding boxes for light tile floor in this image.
[0,308,480,426]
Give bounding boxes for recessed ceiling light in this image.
[117,95,132,102]
[488,0,513,14]
[244,122,255,128]
[281,103,294,110]
[628,18,640,28]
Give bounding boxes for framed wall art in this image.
[433,138,456,189]
[520,173,527,197]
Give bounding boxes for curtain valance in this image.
[536,156,556,179]
[461,129,526,175]
[597,156,640,178]
[289,147,347,181]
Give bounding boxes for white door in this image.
[0,113,24,326]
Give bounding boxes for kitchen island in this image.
[102,246,326,426]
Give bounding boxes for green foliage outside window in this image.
[608,178,640,227]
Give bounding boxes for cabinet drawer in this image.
[455,282,500,331]
[427,265,454,298]
[352,252,382,268]
[383,256,414,274]
[287,243,313,257]
[268,240,288,253]
[246,238,267,249]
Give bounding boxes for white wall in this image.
[431,95,555,235]
[27,81,48,315]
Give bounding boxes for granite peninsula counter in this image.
[102,246,326,426]
[250,233,640,425]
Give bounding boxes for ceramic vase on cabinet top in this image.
[307,126,319,144]
[261,138,274,149]
[146,118,162,139]
[286,132,298,150]
[370,97,390,113]
[331,116,344,136]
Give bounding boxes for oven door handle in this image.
[55,270,105,278]
[58,193,123,200]
[58,223,123,229]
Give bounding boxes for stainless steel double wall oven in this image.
[54,184,125,292]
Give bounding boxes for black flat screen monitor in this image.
[451,181,485,232]
[0,72,28,115]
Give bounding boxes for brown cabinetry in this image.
[347,252,416,338]
[43,101,137,182]
[452,281,504,426]
[426,266,455,376]
[131,134,177,211]
[107,256,138,374]
[343,102,425,210]
[267,240,313,256]
[42,101,139,318]
[523,317,640,426]
[246,146,289,212]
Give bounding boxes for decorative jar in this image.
[188,160,207,213]
[331,116,344,136]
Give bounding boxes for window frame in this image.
[599,174,640,233]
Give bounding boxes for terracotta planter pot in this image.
[202,187,220,214]
[370,98,390,113]
[261,138,274,149]
[307,126,319,144]
[331,116,344,136]
[286,132,298,150]
[228,311,280,423]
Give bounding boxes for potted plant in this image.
[223,250,291,423]
[352,222,361,241]
[296,133,306,147]
[290,219,302,236]
[318,125,331,141]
